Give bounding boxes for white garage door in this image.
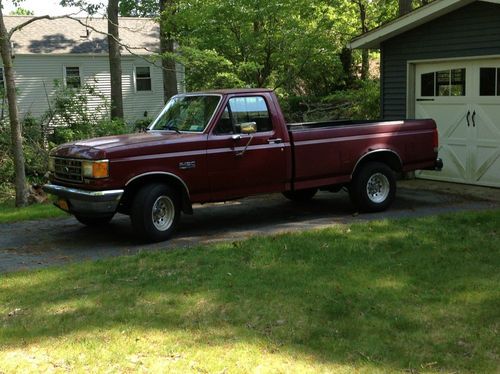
[415,58,500,187]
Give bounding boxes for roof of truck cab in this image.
[188,88,274,95]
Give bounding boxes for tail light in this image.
[433,127,439,153]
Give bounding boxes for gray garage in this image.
[350,0,500,187]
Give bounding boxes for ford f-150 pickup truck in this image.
[43,88,442,241]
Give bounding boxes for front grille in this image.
[54,158,83,183]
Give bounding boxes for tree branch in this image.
[8,13,81,39]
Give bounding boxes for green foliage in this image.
[281,79,381,122]
[133,118,153,132]
[0,200,66,222]
[9,7,34,15]
[0,83,128,200]
[46,82,127,145]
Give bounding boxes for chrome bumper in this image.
[43,184,124,215]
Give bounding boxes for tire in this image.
[349,162,396,212]
[282,188,318,202]
[75,214,114,226]
[130,183,180,242]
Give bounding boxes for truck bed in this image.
[286,119,438,191]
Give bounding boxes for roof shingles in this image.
[5,16,159,55]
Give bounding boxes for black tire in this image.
[75,214,114,226]
[282,188,318,202]
[130,183,180,242]
[349,162,396,212]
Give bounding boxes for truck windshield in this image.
[149,95,221,133]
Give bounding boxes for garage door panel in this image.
[414,58,500,187]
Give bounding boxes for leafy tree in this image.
[9,7,34,15]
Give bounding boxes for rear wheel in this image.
[130,183,180,242]
[282,188,318,202]
[350,162,396,212]
[75,214,114,226]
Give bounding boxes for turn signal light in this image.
[82,160,109,179]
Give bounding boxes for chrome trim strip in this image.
[125,172,191,198]
[351,149,403,177]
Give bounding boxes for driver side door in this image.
[206,95,288,201]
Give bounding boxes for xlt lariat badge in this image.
[179,161,196,170]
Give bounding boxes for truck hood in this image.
[51,131,203,159]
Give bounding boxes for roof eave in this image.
[349,0,479,49]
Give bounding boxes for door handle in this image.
[267,138,282,144]
[472,110,476,127]
[466,110,470,127]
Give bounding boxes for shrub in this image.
[281,79,381,122]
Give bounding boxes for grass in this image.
[0,200,66,223]
[1,210,499,373]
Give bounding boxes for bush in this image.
[281,79,381,122]
[0,83,130,201]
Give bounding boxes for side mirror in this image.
[237,122,257,135]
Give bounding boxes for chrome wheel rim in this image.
[366,173,390,203]
[152,195,175,231]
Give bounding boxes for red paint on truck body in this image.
[48,89,439,205]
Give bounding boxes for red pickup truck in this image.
[43,88,442,241]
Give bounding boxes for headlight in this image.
[82,160,109,179]
[48,157,55,172]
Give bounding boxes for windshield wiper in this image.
[165,120,181,134]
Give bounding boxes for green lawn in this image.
[1,210,499,373]
[0,201,66,223]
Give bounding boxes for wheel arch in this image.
[351,149,402,178]
[120,172,193,215]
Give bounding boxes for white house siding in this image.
[5,54,184,124]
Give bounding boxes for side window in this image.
[214,96,273,135]
[135,66,152,91]
[65,66,81,89]
[420,68,466,97]
[479,67,500,96]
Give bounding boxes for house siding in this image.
[4,55,184,124]
[381,1,500,119]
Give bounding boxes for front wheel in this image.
[130,183,180,242]
[349,162,396,212]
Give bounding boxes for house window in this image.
[420,69,466,97]
[479,68,500,96]
[135,66,152,91]
[65,66,81,88]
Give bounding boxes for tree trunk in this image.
[0,4,28,207]
[399,0,412,16]
[107,0,124,120]
[357,0,369,80]
[159,0,178,102]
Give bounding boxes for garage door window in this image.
[421,68,466,97]
[479,68,500,96]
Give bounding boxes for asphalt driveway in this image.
[1,180,499,274]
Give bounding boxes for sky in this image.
[2,0,104,16]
